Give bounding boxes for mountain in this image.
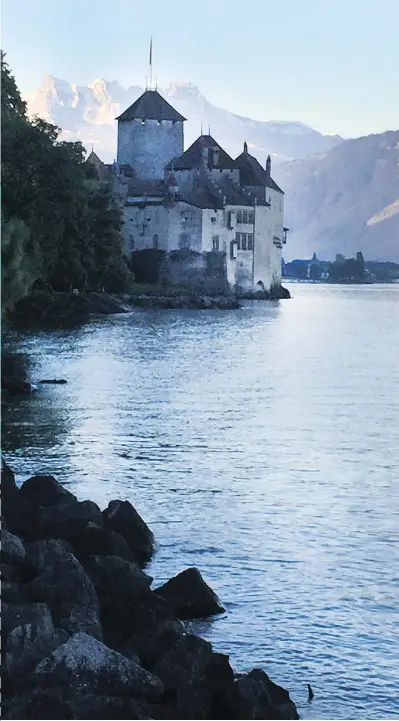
[26,76,342,165]
[274,130,399,262]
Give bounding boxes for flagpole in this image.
[149,36,153,90]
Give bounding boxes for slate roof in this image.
[116,90,186,122]
[178,174,258,209]
[125,179,165,198]
[234,151,284,194]
[166,135,236,171]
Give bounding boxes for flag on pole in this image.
[149,36,153,67]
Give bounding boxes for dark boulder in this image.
[102,500,154,567]
[1,561,22,583]
[1,461,42,541]
[153,634,217,719]
[2,582,28,604]
[235,668,299,720]
[3,688,75,719]
[81,554,152,601]
[20,475,77,507]
[101,592,179,662]
[26,549,102,639]
[25,538,74,574]
[2,601,52,638]
[34,632,164,701]
[71,695,155,720]
[2,457,18,499]
[69,523,133,562]
[154,567,225,620]
[1,529,27,567]
[4,616,68,679]
[41,500,103,535]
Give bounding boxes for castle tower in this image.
[116,90,186,180]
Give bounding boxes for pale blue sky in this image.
[2,0,398,137]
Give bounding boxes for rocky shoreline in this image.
[1,458,299,720]
[7,285,290,325]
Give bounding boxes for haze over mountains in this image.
[26,76,399,261]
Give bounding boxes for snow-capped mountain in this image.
[26,76,342,164]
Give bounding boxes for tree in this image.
[1,53,133,312]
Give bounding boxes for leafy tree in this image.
[1,52,132,314]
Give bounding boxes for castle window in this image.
[179,233,190,249]
[242,210,248,224]
[248,211,254,224]
[236,232,241,250]
[212,235,220,251]
[236,210,243,224]
[241,233,247,250]
[230,240,237,260]
[247,234,254,250]
[141,119,146,125]
[227,211,233,229]
[153,234,159,249]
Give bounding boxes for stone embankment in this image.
[1,458,299,720]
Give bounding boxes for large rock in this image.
[71,695,156,720]
[25,538,74,574]
[3,688,75,719]
[2,601,52,638]
[101,592,180,662]
[102,500,154,567]
[34,632,164,701]
[41,500,103,535]
[1,529,26,567]
[81,555,152,601]
[2,461,42,541]
[2,581,27,604]
[20,475,77,507]
[153,634,232,719]
[5,616,68,678]
[69,522,134,561]
[26,549,102,639]
[235,669,299,720]
[154,567,225,620]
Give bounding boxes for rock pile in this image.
[1,458,298,720]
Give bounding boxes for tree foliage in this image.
[1,52,132,314]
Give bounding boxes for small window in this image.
[268,196,272,204]
[248,211,254,224]
[179,233,190,249]
[236,210,242,224]
[241,233,247,251]
[153,234,159,249]
[227,211,233,229]
[230,240,237,260]
[247,234,253,250]
[212,235,220,251]
[242,210,248,224]
[236,232,241,250]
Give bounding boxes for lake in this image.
[2,283,399,719]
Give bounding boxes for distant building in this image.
[87,88,289,292]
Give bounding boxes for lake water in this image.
[2,284,399,720]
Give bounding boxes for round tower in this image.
[116,90,186,180]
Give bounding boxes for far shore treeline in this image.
[1,52,133,317]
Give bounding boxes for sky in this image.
[2,0,398,138]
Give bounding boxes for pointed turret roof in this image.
[166,135,235,171]
[235,149,284,194]
[116,89,186,122]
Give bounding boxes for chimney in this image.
[244,141,248,154]
[266,155,271,178]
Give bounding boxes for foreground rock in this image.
[34,633,164,700]
[155,567,225,619]
[130,294,241,310]
[1,458,299,720]
[102,499,154,567]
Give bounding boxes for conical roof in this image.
[116,89,186,122]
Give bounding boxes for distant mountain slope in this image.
[274,130,399,262]
[25,76,342,165]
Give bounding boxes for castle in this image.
[88,88,288,293]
